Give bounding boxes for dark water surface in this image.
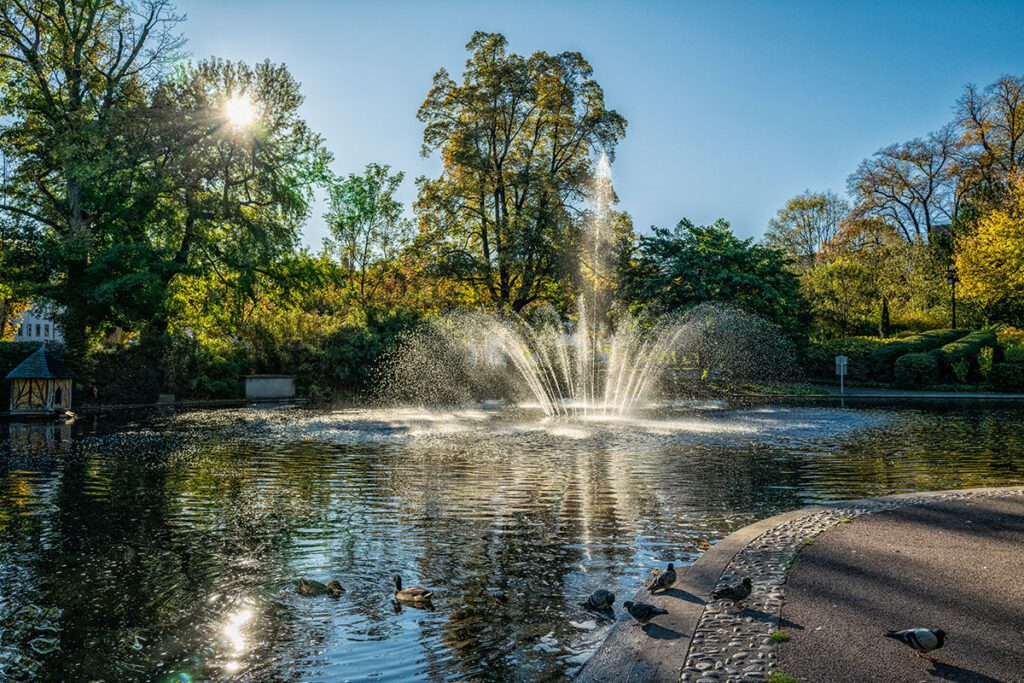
[1,402,1022,682]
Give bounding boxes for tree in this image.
[135,58,331,338]
[415,32,627,314]
[848,126,961,241]
[801,256,875,336]
[956,174,1024,322]
[764,190,848,271]
[324,163,414,312]
[0,0,185,351]
[621,218,804,336]
[957,75,1024,188]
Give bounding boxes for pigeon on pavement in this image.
[883,628,946,661]
[623,600,668,623]
[711,577,752,608]
[648,563,677,593]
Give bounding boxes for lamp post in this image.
[946,265,958,328]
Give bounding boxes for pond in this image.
[1,401,1022,681]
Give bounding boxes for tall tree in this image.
[136,58,331,338]
[848,126,961,242]
[0,0,185,350]
[415,32,627,314]
[764,190,848,271]
[324,163,414,312]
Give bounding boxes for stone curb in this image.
[577,486,1024,683]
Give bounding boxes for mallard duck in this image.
[648,562,676,593]
[394,576,433,602]
[297,578,345,597]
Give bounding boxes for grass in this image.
[767,672,798,683]
[770,630,791,643]
[801,537,815,545]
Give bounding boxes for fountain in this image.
[381,154,795,416]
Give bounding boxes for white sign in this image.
[835,355,848,376]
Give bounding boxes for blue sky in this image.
[176,0,1024,248]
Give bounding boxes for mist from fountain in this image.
[379,154,795,417]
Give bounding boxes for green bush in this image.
[869,329,967,380]
[162,335,246,399]
[990,363,1024,392]
[893,352,939,387]
[998,327,1024,362]
[933,329,997,384]
[803,336,885,381]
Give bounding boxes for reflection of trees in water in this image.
[2,406,1023,681]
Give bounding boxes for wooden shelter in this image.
[5,345,73,415]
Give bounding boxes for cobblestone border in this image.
[680,487,1024,683]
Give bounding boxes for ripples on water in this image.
[1,402,1022,681]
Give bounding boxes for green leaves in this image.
[622,218,804,337]
[416,32,627,313]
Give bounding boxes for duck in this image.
[296,578,346,597]
[394,575,434,602]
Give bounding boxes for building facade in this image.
[13,304,63,343]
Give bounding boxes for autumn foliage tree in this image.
[956,174,1024,322]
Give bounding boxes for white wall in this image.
[13,304,63,343]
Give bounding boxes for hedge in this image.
[893,352,939,387]
[998,327,1024,362]
[803,336,885,381]
[933,329,997,383]
[989,363,1024,392]
[869,329,968,380]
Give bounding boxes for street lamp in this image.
[946,265,958,328]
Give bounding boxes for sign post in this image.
[835,355,848,396]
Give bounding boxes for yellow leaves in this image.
[956,175,1024,306]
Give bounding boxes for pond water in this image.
[1,401,1022,682]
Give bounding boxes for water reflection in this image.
[0,403,1022,681]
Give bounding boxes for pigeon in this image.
[648,563,677,593]
[581,589,616,611]
[623,600,668,623]
[883,628,946,661]
[712,577,752,608]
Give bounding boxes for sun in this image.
[224,94,256,128]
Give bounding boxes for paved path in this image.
[578,488,1024,683]
[778,495,1024,683]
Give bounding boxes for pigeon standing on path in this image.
[883,628,946,661]
[623,600,668,623]
[712,577,752,609]
[648,563,677,593]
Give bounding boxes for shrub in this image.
[803,336,884,381]
[893,352,939,387]
[998,326,1024,362]
[869,329,967,380]
[933,329,997,383]
[990,363,1024,392]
